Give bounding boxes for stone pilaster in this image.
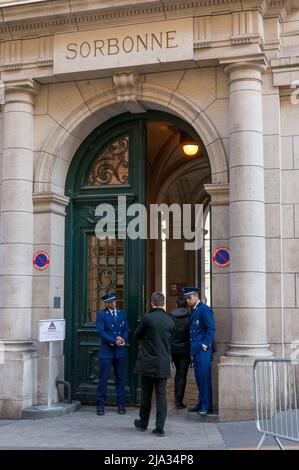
[32,192,69,405]
[0,79,39,417]
[218,62,272,420]
[204,183,230,412]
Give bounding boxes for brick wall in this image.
[166,365,198,406]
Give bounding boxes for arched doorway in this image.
[64,111,211,404]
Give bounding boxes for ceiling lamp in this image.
[180,132,199,156]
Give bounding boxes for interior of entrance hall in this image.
[65,112,212,407]
[145,119,212,406]
[145,119,211,310]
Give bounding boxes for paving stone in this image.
[0,406,225,450]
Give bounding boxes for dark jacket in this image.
[134,308,175,379]
[169,307,191,356]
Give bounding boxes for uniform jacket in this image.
[134,308,175,379]
[190,301,216,357]
[169,307,191,356]
[96,307,128,359]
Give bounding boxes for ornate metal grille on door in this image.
[87,235,125,321]
[86,135,129,186]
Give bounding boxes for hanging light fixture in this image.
[180,132,199,156]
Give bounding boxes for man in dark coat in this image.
[169,295,191,409]
[134,292,174,437]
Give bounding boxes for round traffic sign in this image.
[212,246,230,267]
[33,250,50,270]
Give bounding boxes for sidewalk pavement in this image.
[0,406,297,450]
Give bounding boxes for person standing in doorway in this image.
[96,292,128,416]
[183,287,216,416]
[169,295,191,409]
[133,292,174,437]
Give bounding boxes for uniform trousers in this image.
[193,348,213,412]
[96,357,125,409]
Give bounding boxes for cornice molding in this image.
[0,0,294,40]
[0,1,296,74]
[262,0,293,20]
[204,183,229,205]
[0,340,37,356]
[32,192,70,215]
[271,56,299,87]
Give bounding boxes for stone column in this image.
[225,61,272,357]
[218,62,272,420]
[0,79,39,418]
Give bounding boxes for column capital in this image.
[3,78,40,104]
[223,60,268,83]
[204,183,229,206]
[33,192,70,216]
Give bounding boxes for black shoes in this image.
[134,419,165,436]
[175,403,187,410]
[188,405,209,415]
[134,419,147,431]
[97,407,126,415]
[188,405,201,412]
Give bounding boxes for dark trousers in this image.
[172,353,191,405]
[96,357,125,409]
[139,375,167,430]
[193,348,213,412]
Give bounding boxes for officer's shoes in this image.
[96,408,105,416]
[134,419,147,431]
[118,407,126,415]
[152,428,165,437]
[198,409,208,416]
[188,405,201,412]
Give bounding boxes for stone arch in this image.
[34,83,228,193]
[156,158,210,205]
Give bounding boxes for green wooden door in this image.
[65,116,146,404]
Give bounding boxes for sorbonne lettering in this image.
[66,31,177,59]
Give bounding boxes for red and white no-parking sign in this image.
[33,250,50,270]
[212,246,230,268]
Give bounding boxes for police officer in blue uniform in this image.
[183,287,216,416]
[96,292,128,416]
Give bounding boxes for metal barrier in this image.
[253,359,299,450]
[56,379,72,404]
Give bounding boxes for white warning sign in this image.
[39,319,65,342]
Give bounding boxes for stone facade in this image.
[0,0,298,419]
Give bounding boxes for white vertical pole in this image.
[47,341,54,408]
[161,218,167,302]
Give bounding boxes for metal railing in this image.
[253,359,299,450]
[56,379,72,404]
